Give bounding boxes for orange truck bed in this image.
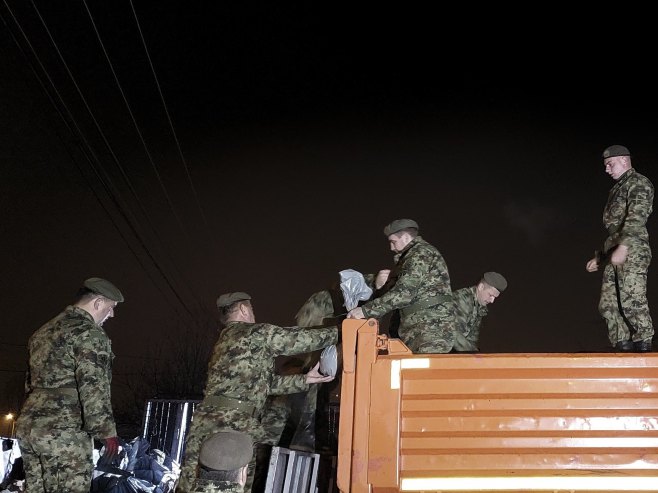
[337,319,658,493]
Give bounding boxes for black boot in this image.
[614,340,634,352]
[634,340,653,352]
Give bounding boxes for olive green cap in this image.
[216,291,251,309]
[383,218,419,237]
[483,272,507,292]
[83,277,124,302]
[199,431,253,471]
[602,145,630,159]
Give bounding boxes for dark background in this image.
[1,3,657,430]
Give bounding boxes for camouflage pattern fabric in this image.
[295,289,335,327]
[600,250,653,344]
[259,394,291,446]
[15,305,117,492]
[361,236,455,353]
[193,479,244,493]
[177,321,338,493]
[259,288,342,450]
[19,428,94,493]
[599,169,654,345]
[452,286,488,352]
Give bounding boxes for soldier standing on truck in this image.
[177,292,338,493]
[585,144,654,352]
[451,272,508,352]
[347,218,456,353]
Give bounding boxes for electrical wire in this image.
[128,0,210,231]
[4,0,197,319]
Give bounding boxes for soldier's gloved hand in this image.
[98,436,120,467]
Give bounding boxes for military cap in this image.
[83,277,124,302]
[216,291,251,309]
[383,218,419,237]
[483,272,507,292]
[602,145,631,159]
[199,431,253,471]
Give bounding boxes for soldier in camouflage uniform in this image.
[260,271,385,453]
[586,145,655,352]
[192,431,253,493]
[452,272,507,352]
[347,219,455,353]
[177,292,338,493]
[15,277,123,493]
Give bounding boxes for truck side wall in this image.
[337,319,658,493]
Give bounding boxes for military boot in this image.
[634,340,653,352]
[614,340,634,352]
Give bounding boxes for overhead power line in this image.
[3,0,198,319]
[129,0,210,231]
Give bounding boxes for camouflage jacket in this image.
[361,236,452,319]
[294,273,377,326]
[16,306,117,438]
[202,322,338,411]
[452,286,488,352]
[603,168,654,253]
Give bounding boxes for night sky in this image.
[1,3,658,409]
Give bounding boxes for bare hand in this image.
[305,362,335,384]
[586,257,599,272]
[375,269,391,290]
[346,307,365,319]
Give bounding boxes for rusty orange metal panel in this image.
[337,319,658,493]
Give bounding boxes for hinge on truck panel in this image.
[376,334,389,350]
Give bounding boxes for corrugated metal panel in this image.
[337,319,658,493]
[141,399,199,464]
[398,355,658,476]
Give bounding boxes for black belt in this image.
[400,294,452,316]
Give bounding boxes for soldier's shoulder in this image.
[75,324,110,345]
[55,310,96,335]
[632,170,655,187]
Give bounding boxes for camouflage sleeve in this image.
[362,255,426,318]
[73,328,117,438]
[620,178,654,246]
[451,288,482,351]
[265,324,338,357]
[452,288,471,338]
[270,374,309,395]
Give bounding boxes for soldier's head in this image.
[476,272,507,306]
[216,292,254,325]
[75,277,124,326]
[383,219,419,254]
[602,145,632,181]
[197,431,253,486]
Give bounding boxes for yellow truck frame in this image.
[337,319,658,493]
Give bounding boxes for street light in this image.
[5,413,15,438]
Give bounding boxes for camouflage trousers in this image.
[192,478,244,493]
[600,249,653,345]
[17,428,94,493]
[259,394,291,446]
[398,303,455,353]
[178,406,266,493]
[260,387,319,449]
